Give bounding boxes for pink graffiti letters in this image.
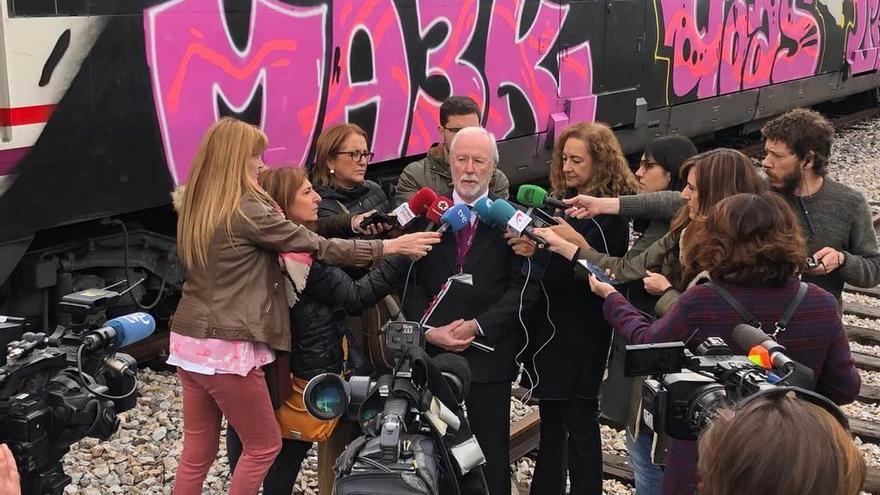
[658,0,821,99]
[145,0,596,184]
[846,0,880,74]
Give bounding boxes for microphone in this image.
[424,196,453,228]
[437,204,472,235]
[473,197,496,228]
[517,184,567,210]
[431,353,472,403]
[392,187,438,227]
[83,312,157,351]
[732,324,796,373]
[487,199,547,247]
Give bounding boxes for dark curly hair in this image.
[686,191,806,286]
[761,108,833,177]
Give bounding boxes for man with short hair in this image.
[394,96,510,205]
[760,108,880,301]
[403,127,537,495]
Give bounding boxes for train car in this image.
[1,0,878,326]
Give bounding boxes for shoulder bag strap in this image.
[772,282,809,338]
[705,282,762,329]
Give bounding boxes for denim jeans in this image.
[626,431,663,495]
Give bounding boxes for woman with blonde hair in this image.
[511,122,637,495]
[169,117,439,495]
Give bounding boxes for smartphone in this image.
[577,260,622,285]
[359,211,396,228]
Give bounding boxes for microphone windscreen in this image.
[431,352,471,401]
[488,198,517,226]
[732,323,769,352]
[425,196,452,225]
[106,312,156,348]
[473,197,495,226]
[516,184,546,208]
[408,188,439,216]
[440,204,472,233]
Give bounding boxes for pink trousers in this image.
[173,367,281,495]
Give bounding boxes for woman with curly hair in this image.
[510,122,637,495]
[587,191,860,495]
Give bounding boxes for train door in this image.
[597,0,646,127]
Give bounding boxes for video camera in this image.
[302,320,487,495]
[624,324,823,441]
[0,286,155,495]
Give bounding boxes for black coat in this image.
[403,220,541,383]
[290,255,409,379]
[522,212,630,399]
[315,180,391,221]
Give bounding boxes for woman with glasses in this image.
[311,124,391,238]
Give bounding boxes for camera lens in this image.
[303,373,350,420]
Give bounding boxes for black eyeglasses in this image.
[638,159,660,168]
[333,150,375,163]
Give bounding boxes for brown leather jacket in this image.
[171,195,383,351]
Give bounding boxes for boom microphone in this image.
[392,187,438,227]
[437,204,472,235]
[425,196,453,227]
[487,199,547,247]
[732,324,796,373]
[517,184,567,210]
[83,312,156,351]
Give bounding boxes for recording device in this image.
[359,211,396,229]
[516,184,567,211]
[626,332,817,441]
[575,259,622,285]
[303,321,487,494]
[525,207,559,228]
[482,199,547,248]
[437,204,472,235]
[392,188,438,227]
[805,257,820,269]
[0,288,154,495]
[424,196,453,228]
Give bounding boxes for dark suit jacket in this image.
[402,219,540,383]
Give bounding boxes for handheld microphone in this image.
[83,312,156,351]
[473,197,496,227]
[517,184,567,210]
[732,324,796,373]
[424,196,453,227]
[392,188,438,227]
[487,199,547,248]
[437,204,472,235]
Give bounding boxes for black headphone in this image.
[735,386,849,429]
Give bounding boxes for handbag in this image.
[275,375,340,442]
[361,295,405,372]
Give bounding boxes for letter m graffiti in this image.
[145,0,326,184]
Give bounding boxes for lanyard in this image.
[455,219,479,271]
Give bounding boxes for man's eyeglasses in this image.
[333,150,375,163]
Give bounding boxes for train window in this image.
[7,0,143,17]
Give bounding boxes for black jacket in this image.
[523,211,629,399]
[403,219,541,383]
[290,255,410,379]
[315,180,391,224]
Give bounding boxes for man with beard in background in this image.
[760,108,880,303]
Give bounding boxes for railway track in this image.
[122,105,880,492]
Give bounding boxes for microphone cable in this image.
[521,280,558,404]
[514,258,534,395]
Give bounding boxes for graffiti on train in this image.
[655,0,823,100]
[846,0,880,74]
[145,0,596,184]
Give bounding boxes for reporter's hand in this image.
[588,274,617,299]
[505,231,537,257]
[534,227,579,261]
[643,270,672,296]
[383,231,441,259]
[424,319,474,352]
[0,444,20,495]
[563,195,619,219]
[550,219,590,250]
[352,210,393,236]
[808,247,845,275]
